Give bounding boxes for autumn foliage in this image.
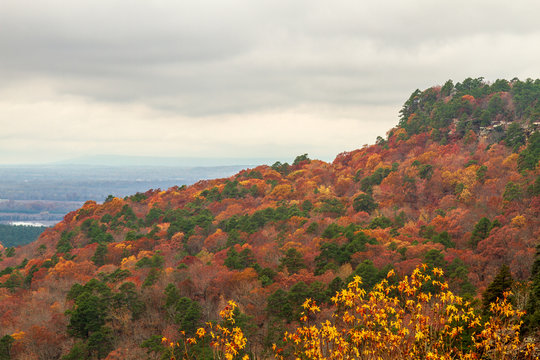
[277,266,536,360]
[0,78,538,359]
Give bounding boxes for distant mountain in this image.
[0,78,538,359]
[55,154,279,167]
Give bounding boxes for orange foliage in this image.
[270,184,294,199]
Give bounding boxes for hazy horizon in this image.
[0,154,295,167]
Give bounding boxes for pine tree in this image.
[91,243,108,266]
[482,264,513,314]
[0,335,14,360]
[524,243,540,335]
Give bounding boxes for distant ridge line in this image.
[52,154,279,167]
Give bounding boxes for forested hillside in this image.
[0,78,538,359]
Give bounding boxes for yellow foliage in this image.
[316,185,332,196]
[164,300,250,360]
[459,188,473,203]
[120,255,137,269]
[158,267,536,360]
[416,151,438,164]
[365,154,382,170]
[302,180,318,193]
[511,215,526,228]
[196,248,213,264]
[171,231,185,243]
[287,169,306,180]
[136,250,153,260]
[274,266,536,360]
[11,331,25,340]
[271,184,293,199]
[100,197,124,212]
[502,153,519,168]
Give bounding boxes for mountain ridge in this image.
[52,155,282,167]
[0,78,538,359]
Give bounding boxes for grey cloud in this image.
[1,0,540,117]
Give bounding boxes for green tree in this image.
[432,231,455,248]
[0,335,14,360]
[489,79,510,93]
[62,341,88,360]
[528,176,540,197]
[368,216,393,229]
[424,249,447,269]
[505,123,526,151]
[321,223,342,239]
[523,243,540,334]
[326,277,345,301]
[280,248,305,274]
[267,289,293,321]
[56,232,73,254]
[271,161,290,175]
[486,94,505,118]
[318,198,345,217]
[142,268,160,287]
[164,283,181,309]
[287,282,311,318]
[441,79,454,97]
[418,164,433,180]
[66,292,108,339]
[87,327,114,359]
[113,282,145,320]
[447,258,476,298]
[174,298,202,336]
[163,284,202,336]
[91,243,108,267]
[518,131,540,171]
[141,335,167,358]
[470,217,492,247]
[503,181,522,201]
[348,260,387,291]
[301,200,313,212]
[398,89,422,130]
[476,165,488,183]
[63,278,118,359]
[482,264,513,315]
[293,153,310,165]
[224,247,255,270]
[352,194,378,214]
[145,206,164,225]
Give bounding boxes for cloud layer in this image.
[1,0,539,164]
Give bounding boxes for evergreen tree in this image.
[524,243,540,334]
[352,194,378,214]
[0,335,14,360]
[482,264,513,314]
[470,217,492,247]
[91,243,108,266]
[280,248,306,274]
[505,123,526,151]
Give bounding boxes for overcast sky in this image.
[1,0,539,165]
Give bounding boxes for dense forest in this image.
[0,78,538,359]
[0,224,47,248]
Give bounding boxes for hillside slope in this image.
[0,78,538,359]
